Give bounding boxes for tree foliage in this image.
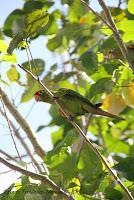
[0,0,134,199]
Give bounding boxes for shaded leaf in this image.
[3,9,24,37]
[114,157,134,181]
[50,71,77,83]
[22,58,45,76]
[105,187,123,200]
[7,31,26,54]
[87,78,114,100]
[80,51,98,75]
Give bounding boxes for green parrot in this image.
[34,88,124,120]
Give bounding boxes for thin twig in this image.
[80,0,114,31]
[26,40,39,80]
[0,96,21,161]
[0,156,75,200]
[0,87,45,159]
[18,64,133,200]
[0,107,44,173]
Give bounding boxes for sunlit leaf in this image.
[128,0,134,14]
[0,40,8,52]
[21,81,41,102]
[122,80,134,108]
[103,92,126,115]
[117,18,134,42]
[44,15,58,35]
[1,53,17,63]
[26,9,49,36]
[7,66,20,82]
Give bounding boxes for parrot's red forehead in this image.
[34,90,44,101]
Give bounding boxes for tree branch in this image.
[18,64,133,200]
[0,156,75,200]
[0,107,45,173]
[98,0,133,69]
[0,149,16,161]
[0,87,45,159]
[80,0,134,70]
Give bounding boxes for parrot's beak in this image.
[34,94,40,102]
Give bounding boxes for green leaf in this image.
[47,34,62,51]
[105,135,129,154]
[68,0,88,22]
[0,40,8,52]
[45,146,77,180]
[50,72,77,83]
[105,187,123,200]
[1,54,17,63]
[128,0,134,14]
[7,31,26,54]
[78,144,103,195]
[25,9,49,36]
[114,157,134,181]
[44,15,58,35]
[51,127,63,145]
[117,18,134,42]
[101,26,113,36]
[87,78,114,100]
[23,1,54,14]
[7,66,20,82]
[100,36,117,50]
[21,81,41,102]
[80,51,98,75]
[3,9,24,37]
[22,58,45,76]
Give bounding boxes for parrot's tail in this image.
[93,107,125,120]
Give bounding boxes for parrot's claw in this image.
[68,115,74,121]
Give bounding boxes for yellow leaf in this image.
[122,81,134,108]
[128,0,134,14]
[2,54,17,63]
[103,92,126,115]
[0,40,8,52]
[7,66,20,82]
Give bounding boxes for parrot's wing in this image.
[56,88,93,105]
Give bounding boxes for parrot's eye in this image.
[38,91,43,95]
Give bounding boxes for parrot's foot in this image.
[53,96,59,101]
[60,111,74,121]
